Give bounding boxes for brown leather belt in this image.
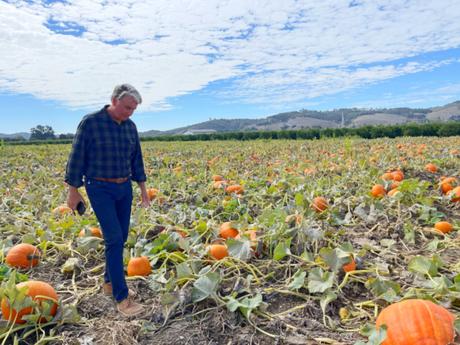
[93,177,129,184]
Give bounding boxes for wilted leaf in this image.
[227,238,252,261]
[191,271,220,302]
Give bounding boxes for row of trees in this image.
[3,121,460,145]
[144,121,460,141]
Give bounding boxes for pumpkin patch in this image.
[0,137,459,343]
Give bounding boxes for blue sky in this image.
[1,0,460,134]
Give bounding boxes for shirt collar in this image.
[102,105,125,125]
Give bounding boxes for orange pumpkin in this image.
[439,177,457,194]
[387,189,401,197]
[391,170,404,182]
[381,172,394,181]
[1,280,58,324]
[78,227,103,238]
[209,244,228,260]
[434,221,453,234]
[440,182,454,194]
[219,222,239,239]
[212,175,224,182]
[425,163,438,173]
[5,243,41,269]
[448,186,460,202]
[311,196,328,212]
[376,299,455,345]
[342,257,356,273]
[52,205,72,216]
[146,188,159,201]
[127,256,151,276]
[371,184,386,198]
[225,184,244,194]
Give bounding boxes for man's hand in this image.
[67,185,85,211]
[138,182,151,208]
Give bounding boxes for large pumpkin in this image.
[376,299,455,345]
[1,281,58,324]
[5,243,41,269]
[127,256,152,276]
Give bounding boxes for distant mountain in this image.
[139,100,460,137]
[0,132,30,140]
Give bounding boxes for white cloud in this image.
[351,82,460,108]
[0,0,460,111]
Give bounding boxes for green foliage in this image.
[30,125,56,140]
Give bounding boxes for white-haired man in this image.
[65,84,150,316]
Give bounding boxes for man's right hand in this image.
[67,185,85,211]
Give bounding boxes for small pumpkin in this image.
[1,280,58,324]
[52,205,72,216]
[225,184,244,194]
[425,163,438,173]
[371,184,386,198]
[146,188,159,201]
[209,244,228,260]
[440,182,454,194]
[342,257,356,273]
[311,196,328,213]
[380,172,394,181]
[448,186,460,202]
[78,227,103,238]
[375,299,455,345]
[212,175,224,182]
[5,243,41,269]
[434,221,453,234]
[219,222,239,239]
[391,170,404,181]
[387,189,401,197]
[127,256,151,276]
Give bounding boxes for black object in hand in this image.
[76,201,86,215]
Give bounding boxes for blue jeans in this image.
[85,178,132,302]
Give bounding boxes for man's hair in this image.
[111,84,142,104]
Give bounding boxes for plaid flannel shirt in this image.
[65,105,147,188]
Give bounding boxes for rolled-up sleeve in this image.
[130,131,146,183]
[65,119,88,187]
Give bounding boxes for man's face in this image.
[111,95,138,121]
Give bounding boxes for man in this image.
[65,83,150,317]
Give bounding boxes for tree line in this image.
[2,121,460,145]
[144,121,460,141]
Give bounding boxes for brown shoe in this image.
[102,283,136,298]
[117,296,144,317]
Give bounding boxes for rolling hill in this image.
[140,100,460,137]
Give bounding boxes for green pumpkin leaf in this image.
[288,270,306,290]
[273,238,291,261]
[308,267,334,293]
